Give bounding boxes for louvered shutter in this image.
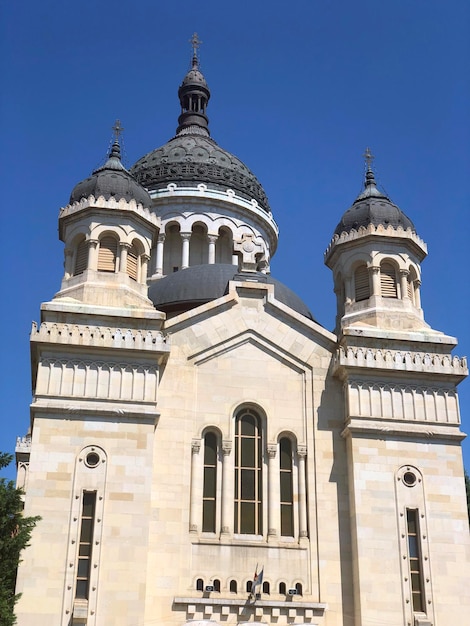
[354,265,370,301]
[74,239,88,275]
[407,277,414,301]
[127,246,138,281]
[98,236,117,272]
[380,263,398,298]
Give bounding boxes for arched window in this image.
[163,224,182,275]
[196,578,204,591]
[262,581,270,595]
[229,579,237,593]
[98,235,118,273]
[216,227,233,264]
[380,262,398,298]
[189,224,207,266]
[280,437,294,537]
[246,580,252,593]
[354,265,370,301]
[279,582,286,595]
[295,582,303,596]
[74,238,88,275]
[213,579,220,592]
[202,432,217,532]
[234,408,263,535]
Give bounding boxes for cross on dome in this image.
[189,33,202,60]
[363,146,375,171]
[112,119,124,141]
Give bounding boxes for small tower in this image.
[325,149,428,333]
[57,124,159,308]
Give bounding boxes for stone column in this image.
[344,276,354,305]
[87,239,99,271]
[220,440,233,537]
[119,242,131,274]
[369,265,381,296]
[298,445,308,539]
[208,235,218,264]
[140,254,150,284]
[414,279,422,309]
[64,248,73,279]
[189,439,201,534]
[267,444,279,540]
[400,269,409,300]
[181,233,191,270]
[154,233,165,276]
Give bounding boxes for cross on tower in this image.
[363,147,375,170]
[112,119,124,141]
[233,234,264,273]
[189,33,202,57]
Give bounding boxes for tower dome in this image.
[334,158,414,236]
[130,41,270,214]
[70,139,151,207]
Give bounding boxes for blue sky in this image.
[0,0,469,480]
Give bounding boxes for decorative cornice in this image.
[324,222,427,261]
[30,321,170,354]
[59,195,160,226]
[334,345,467,380]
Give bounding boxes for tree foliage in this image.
[0,452,40,626]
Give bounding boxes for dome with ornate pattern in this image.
[130,51,270,213]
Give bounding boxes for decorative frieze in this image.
[347,380,460,424]
[37,358,158,403]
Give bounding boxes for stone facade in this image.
[14,54,469,626]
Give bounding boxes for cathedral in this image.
[15,38,469,626]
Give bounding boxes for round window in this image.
[85,452,100,468]
[403,471,417,487]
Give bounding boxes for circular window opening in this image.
[403,471,417,487]
[85,452,100,468]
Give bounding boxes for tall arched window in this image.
[202,432,218,532]
[280,437,294,537]
[234,408,263,535]
[380,262,398,298]
[354,264,370,301]
[98,235,118,273]
[74,237,88,275]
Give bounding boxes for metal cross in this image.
[112,119,124,141]
[190,32,202,56]
[363,147,375,170]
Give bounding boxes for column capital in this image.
[297,445,307,458]
[222,440,232,455]
[267,444,277,458]
[141,254,151,262]
[369,265,380,274]
[88,238,99,247]
[157,232,166,243]
[191,439,201,454]
[207,234,218,244]
[180,232,192,241]
[119,241,132,250]
[399,268,410,277]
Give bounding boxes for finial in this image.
[108,120,124,160]
[362,147,377,188]
[189,32,202,61]
[363,147,375,171]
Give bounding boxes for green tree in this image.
[0,452,40,626]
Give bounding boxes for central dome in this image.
[130,51,270,213]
